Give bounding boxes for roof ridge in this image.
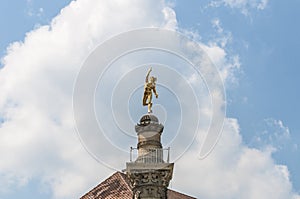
[116,171,132,191]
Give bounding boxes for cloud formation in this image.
[209,0,269,15]
[250,118,296,152]
[0,0,175,198]
[173,118,299,199]
[0,0,298,199]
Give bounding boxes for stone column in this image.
[126,114,174,199]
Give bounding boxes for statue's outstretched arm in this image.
[145,67,152,83]
[153,86,158,98]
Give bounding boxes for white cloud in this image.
[25,0,43,18]
[250,118,292,151]
[0,0,298,199]
[173,118,299,199]
[209,0,269,15]
[212,18,223,34]
[200,43,240,86]
[0,0,175,198]
[257,0,269,10]
[162,7,177,29]
[211,18,233,48]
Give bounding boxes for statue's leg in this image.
[148,103,152,113]
[143,93,148,106]
[147,93,152,113]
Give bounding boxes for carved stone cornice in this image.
[126,163,174,199]
[128,169,173,199]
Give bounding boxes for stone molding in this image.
[128,169,173,199]
[135,123,164,134]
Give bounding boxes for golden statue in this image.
[143,67,158,113]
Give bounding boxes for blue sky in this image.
[172,0,300,189]
[0,0,72,63]
[0,0,299,198]
[175,0,300,187]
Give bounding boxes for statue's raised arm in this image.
[142,67,158,113]
[145,67,152,83]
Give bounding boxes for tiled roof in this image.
[80,171,196,199]
[80,172,132,199]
